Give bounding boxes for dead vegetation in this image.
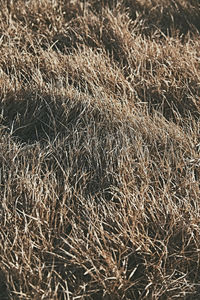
[0,0,200,299]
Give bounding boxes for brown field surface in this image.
[0,0,200,299]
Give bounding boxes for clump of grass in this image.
[0,0,200,299]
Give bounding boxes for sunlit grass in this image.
[0,0,200,299]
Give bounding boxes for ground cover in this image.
[0,0,200,299]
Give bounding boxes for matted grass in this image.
[0,0,200,299]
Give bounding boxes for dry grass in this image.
[0,0,200,299]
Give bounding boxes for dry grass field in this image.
[0,0,200,299]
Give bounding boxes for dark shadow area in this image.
[1,89,70,144]
[0,271,10,300]
[122,0,200,37]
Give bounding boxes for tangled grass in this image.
[0,0,200,299]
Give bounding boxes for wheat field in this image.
[0,0,200,299]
